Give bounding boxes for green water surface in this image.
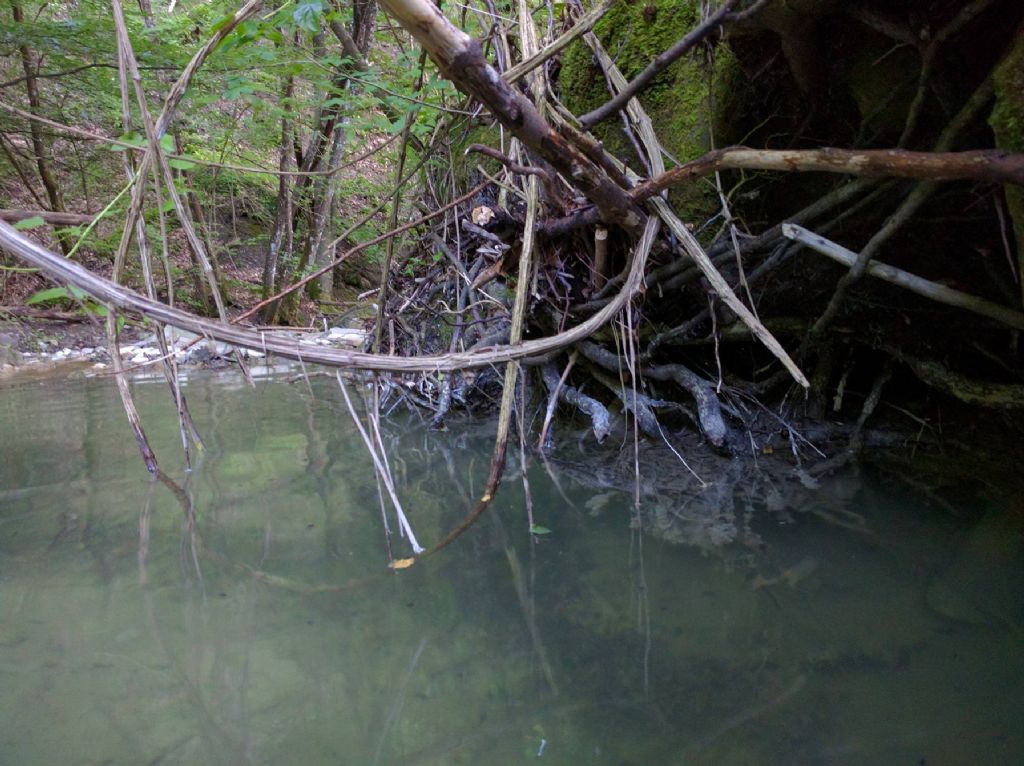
[1,373,1021,765]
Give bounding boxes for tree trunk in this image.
[308,120,347,301]
[262,73,296,323]
[10,0,71,254]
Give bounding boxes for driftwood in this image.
[541,362,611,443]
[783,223,1024,331]
[577,340,730,449]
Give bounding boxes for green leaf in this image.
[209,12,235,33]
[168,157,197,171]
[26,286,72,305]
[12,216,45,231]
[159,134,175,153]
[111,132,146,152]
[529,524,551,535]
[293,0,324,32]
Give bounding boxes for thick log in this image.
[0,209,96,226]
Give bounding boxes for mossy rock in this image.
[559,0,744,222]
[991,30,1024,267]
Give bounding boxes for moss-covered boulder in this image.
[990,30,1024,285]
[559,0,743,222]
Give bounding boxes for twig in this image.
[464,143,552,182]
[0,98,402,177]
[337,373,424,554]
[241,180,490,323]
[0,209,96,226]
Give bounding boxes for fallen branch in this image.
[0,305,88,321]
[783,223,1024,331]
[631,146,1024,202]
[0,209,97,226]
[0,214,657,372]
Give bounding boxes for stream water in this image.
[1,373,1022,765]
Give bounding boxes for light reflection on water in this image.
[0,373,1021,765]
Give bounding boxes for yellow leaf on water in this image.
[390,558,416,570]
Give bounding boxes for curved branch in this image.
[0,217,659,373]
[464,143,551,181]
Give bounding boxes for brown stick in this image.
[632,146,1024,202]
[464,143,551,181]
[0,209,96,226]
[0,306,88,321]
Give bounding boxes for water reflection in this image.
[0,373,1021,764]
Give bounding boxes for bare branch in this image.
[783,223,1024,331]
[0,216,660,373]
[0,209,96,225]
[632,146,1024,202]
[376,0,642,231]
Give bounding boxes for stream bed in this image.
[1,373,1022,764]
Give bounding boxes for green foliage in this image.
[991,33,1024,253]
[558,0,740,221]
[25,284,121,328]
[0,0,479,308]
[12,216,45,231]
